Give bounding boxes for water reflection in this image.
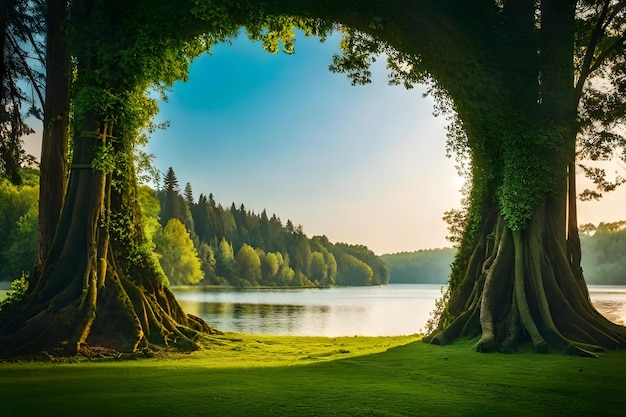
[178,298,372,336]
[589,285,626,326]
[176,284,444,336]
[174,284,626,336]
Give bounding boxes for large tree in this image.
[1,0,625,357]
[0,0,222,356]
[415,1,626,355]
[246,0,626,355]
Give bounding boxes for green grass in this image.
[1,334,626,416]
[0,290,7,301]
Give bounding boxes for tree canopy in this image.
[0,0,44,185]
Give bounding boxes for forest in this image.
[381,249,456,284]
[381,228,626,285]
[3,167,623,288]
[0,167,389,288]
[579,221,626,285]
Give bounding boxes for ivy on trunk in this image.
[0,121,217,357]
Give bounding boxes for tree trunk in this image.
[37,0,70,273]
[423,0,626,356]
[0,120,217,357]
[426,192,626,355]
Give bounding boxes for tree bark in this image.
[37,0,70,273]
[0,120,217,357]
[426,195,626,355]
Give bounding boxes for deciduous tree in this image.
[234,243,261,285]
[154,218,204,286]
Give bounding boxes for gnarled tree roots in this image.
[426,205,626,357]
[0,127,219,359]
[0,251,220,358]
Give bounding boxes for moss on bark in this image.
[0,124,218,358]
[426,197,626,356]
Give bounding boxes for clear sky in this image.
[22,30,625,255]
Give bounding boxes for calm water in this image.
[174,284,626,337]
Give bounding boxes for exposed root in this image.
[0,126,219,358]
[427,201,626,356]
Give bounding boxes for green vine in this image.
[496,125,565,231]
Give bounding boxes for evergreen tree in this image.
[184,182,194,206]
[162,167,179,193]
[160,167,180,226]
[159,167,195,235]
[215,238,235,280]
[191,194,211,244]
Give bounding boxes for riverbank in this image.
[1,334,625,416]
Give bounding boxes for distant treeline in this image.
[381,222,626,286]
[144,167,389,288]
[3,168,624,287]
[381,248,455,284]
[0,167,388,287]
[580,221,626,285]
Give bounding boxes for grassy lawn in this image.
[1,334,625,416]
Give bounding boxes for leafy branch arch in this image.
[1,0,625,357]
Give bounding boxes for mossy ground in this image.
[1,333,626,416]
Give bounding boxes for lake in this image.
[174,284,626,337]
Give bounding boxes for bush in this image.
[0,274,29,325]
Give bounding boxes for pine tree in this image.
[160,167,180,226]
[162,167,179,193]
[184,182,194,206]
